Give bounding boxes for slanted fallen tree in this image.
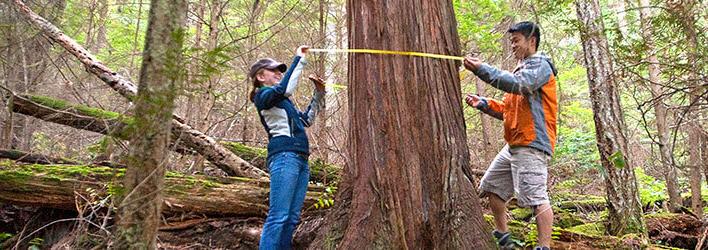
[5,93,341,183]
[0,161,325,216]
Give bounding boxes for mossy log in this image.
[8,94,267,178]
[8,94,343,183]
[493,211,704,249]
[0,161,325,216]
[7,93,266,178]
[221,142,341,184]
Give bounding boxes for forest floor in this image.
[1,200,704,249]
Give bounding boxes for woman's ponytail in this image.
[249,76,262,102]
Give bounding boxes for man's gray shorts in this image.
[479,144,551,207]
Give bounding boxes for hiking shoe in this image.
[493,230,516,249]
[533,247,550,250]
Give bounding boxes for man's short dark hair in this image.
[508,21,541,51]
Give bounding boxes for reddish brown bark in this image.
[310,0,493,248]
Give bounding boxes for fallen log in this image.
[6,94,267,178]
[0,149,79,165]
[0,161,325,216]
[9,1,265,179]
[6,94,341,183]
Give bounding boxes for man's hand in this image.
[465,94,483,108]
[308,74,326,92]
[297,45,310,57]
[463,56,482,72]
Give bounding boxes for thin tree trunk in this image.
[637,0,681,212]
[311,0,493,248]
[676,0,704,219]
[191,0,221,172]
[575,0,647,236]
[314,0,330,163]
[114,1,187,248]
[2,0,65,151]
[8,0,266,179]
[475,78,494,164]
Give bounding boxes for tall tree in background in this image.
[575,0,646,236]
[311,0,493,248]
[636,0,681,212]
[673,0,705,218]
[114,0,187,248]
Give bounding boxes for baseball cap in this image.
[248,58,287,79]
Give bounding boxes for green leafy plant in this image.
[635,168,667,207]
[313,186,337,209]
[0,232,13,242]
[29,237,43,249]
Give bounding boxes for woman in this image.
[249,46,325,250]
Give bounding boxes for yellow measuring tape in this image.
[309,48,465,61]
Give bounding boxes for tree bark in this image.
[637,0,681,212]
[8,0,266,179]
[575,0,647,236]
[113,1,187,248]
[676,0,705,219]
[314,0,331,164]
[311,1,493,248]
[0,163,323,217]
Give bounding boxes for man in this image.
[464,21,558,250]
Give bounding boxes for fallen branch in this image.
[0,149,79,165]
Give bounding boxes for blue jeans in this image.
[259,151,310,250]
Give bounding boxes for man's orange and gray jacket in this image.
[472,52,558,155]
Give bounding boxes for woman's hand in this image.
[308,74,326,92]
[296,45,310,57]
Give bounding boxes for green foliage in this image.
[29,237,43,249]
[221,142,267,162]
[608,151,626,169]
[453,0,510,54]
[635,167,667,207]
[555,209,584,228]
[313,186,336,209]
[0,232,13,242]
[27,95,129,122]
[553,101,601,177]
[510,207,533,221]
[567,222,605,236]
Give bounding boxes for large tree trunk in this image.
[8,0,266,179]
[311,1,493,248]
[637,0,681,212]
[575,0,647,236]
[0,162,323,216]
[113,1,187,248]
